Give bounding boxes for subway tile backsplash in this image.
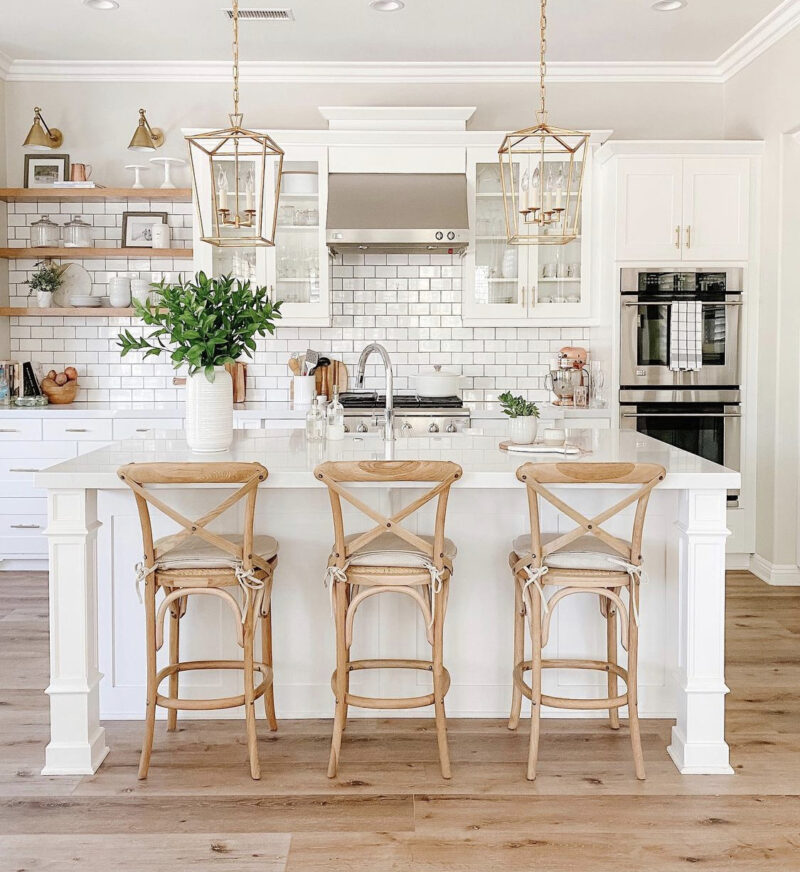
[6,202,584,404]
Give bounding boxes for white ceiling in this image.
[0,0,786,64]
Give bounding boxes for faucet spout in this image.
[357,342,395,441]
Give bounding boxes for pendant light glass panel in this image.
[187,122,284,247]
[499,125,588,246]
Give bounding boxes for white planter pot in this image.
[36,291,53,308]
[185,367,233,453]
[508,416,538,445]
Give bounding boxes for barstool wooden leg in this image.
[606,592,620,731]
[242,600,261,781]
[627,580,646,780]
[432,579,452,779]
[138,577,158,780]
[167,599,181,732]
[526,585,543,782]
[327,581,348,778]
[509,577,525,731]
[261,601,278,732]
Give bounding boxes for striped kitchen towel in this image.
[669,301,703,371]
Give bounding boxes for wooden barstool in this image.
[314,459,462,779]
[118,462,279,780]
[508,461,665,781]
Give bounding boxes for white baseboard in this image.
[749,553,800,586]
[726,553,752,571]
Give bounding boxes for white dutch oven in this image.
[412,365,463,397]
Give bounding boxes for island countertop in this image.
[35,428,739,491]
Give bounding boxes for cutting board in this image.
[499,440,582,455]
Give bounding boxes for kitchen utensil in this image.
[412,365,463,398]
[304,348,319,375]
[288,355,302,376]
[499,440,581,455]
[546,368,588,406]
[225,361,247,403]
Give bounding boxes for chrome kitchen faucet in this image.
[356,342,395,441]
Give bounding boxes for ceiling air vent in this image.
[222,7,295,20]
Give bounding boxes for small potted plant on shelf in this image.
[26,260,68,308]
[117,272,282,452]
[498,390,541,445]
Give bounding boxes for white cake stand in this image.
[124,164,149,190]
[149,157,186,189]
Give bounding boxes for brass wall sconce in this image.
[22,107,64,151]
[128,108,165,152]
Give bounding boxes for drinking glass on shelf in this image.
[589,361,606,408]
[574,385,589,408]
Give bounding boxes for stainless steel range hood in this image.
[326,173,469,254]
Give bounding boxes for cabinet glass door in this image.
[275,161,321,305]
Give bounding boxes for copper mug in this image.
[70,163,92,182]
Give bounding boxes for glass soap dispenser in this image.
[305,396,326,442]
[326,386,345,440]
[62,214,92,248]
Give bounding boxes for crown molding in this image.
[717,0,800,81]
[2,1,799,86]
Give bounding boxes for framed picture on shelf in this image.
[24,154,70,188]
[121,211,168,248]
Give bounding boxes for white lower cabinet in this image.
[113,418,182,440]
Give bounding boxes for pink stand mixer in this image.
[546,346,592,407]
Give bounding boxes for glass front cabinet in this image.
[463,147,592,325]
[193,145,330,326]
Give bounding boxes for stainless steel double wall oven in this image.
[619,268,743,505]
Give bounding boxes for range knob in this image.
[356,420,368,433]
[435,231,444,241]
[401,420,413,434]
[428,422,440,433]
[446,420,457,433]
[446,231,456,241]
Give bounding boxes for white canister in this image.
[508,416,538,445]
[151,223,171,249]
[542,427,566,446]
[293,375,316,406]
[36,290,53,308]
[108,276,132,307]
[185,367,233,453]
[131,279,150,305]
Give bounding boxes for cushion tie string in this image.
[426,563,447,629]
[234,564,266,624]
[521,565,550,614]
[324,564,350,616]
[134,560,158,604]
[606,557,644,625]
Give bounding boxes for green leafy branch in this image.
[498,391,540,418]
[117,272,282,382]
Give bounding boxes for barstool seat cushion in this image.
[340,531,457,568]
[154,533,279,570]
[512,533,632,572]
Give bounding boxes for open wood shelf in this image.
[0,247,193,260]
[0,187,192,202]
[0,307,137,317]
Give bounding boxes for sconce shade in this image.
[186,116,284,247]
[128,108,164,152]
[23,108,63,151]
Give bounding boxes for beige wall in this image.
[3,79,724,185]
[724,27,800,570]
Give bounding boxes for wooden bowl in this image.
[41,379,79,405]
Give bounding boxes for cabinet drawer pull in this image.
[10,523,41,529]
[521,286,526,307]
[65,428,89,433]
[0,428,19,433]
[136,428,150,432]
[9,467,40,473]
[674,226,681,249]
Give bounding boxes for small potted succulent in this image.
[117,272,282,452]
[498,391,540,445]
[26,260,68,308]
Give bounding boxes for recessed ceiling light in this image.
[370,0,405,11]
[83,0,120,9]
[652,0,687,10]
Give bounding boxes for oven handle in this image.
[622,412,741,418]
[622,300,742,307]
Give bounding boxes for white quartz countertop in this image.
[35,428,739,491]
[0,399,609,420]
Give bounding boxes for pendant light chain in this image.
[231,0,240,118]
[538,0,548,123]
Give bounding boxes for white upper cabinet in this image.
[616,156,750,262]
[681,158,750,262]
[616,158,683,261]
[193,144,330,326]
[463,147,592,325]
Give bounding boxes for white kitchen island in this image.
[35,428,739,777]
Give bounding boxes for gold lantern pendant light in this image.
[499,0,589,245]
[185,0,284,247]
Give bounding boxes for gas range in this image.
[338,392,470,435]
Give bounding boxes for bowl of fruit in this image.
[41,367,79,405]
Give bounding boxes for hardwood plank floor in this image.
[1,569,799,870]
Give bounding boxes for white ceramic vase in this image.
[185,367,233,453]
[508,415,538,445]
